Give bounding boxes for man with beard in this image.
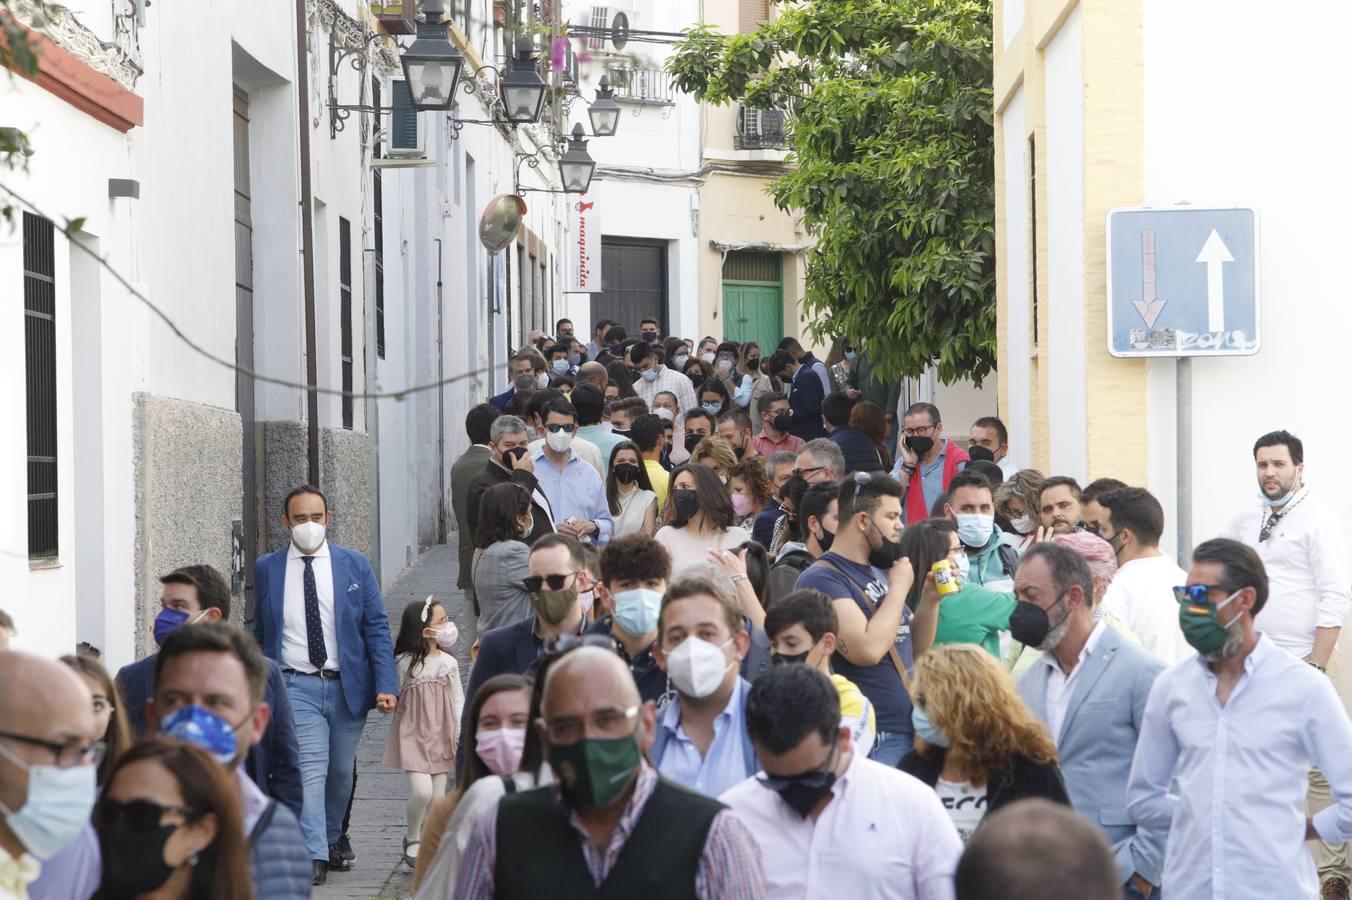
[793,473,930,766]
[1221,430,1352,897]
[1038,476,1084,535]
[1126,539,1352,900]
[892,403,970,525]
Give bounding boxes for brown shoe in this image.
[1323,877,1350,900]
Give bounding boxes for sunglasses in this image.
[97,798,197,833]
[523,572,579,593]
[792,466,825,479]
[545,423,577,434]
[542,633,618,657]
[1259,511,1280,543]
[1172,584,1227,606]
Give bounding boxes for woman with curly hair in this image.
[898,644,1069,842]
[728,457,773,531]
[690,435,738,484]
[994,468,1046,550]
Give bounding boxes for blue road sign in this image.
[1106,206,1260,357]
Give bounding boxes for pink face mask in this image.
[476,727,526,775]
[731,493,755,517]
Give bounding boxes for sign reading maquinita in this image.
[569,194,601,293]
[1106,206,1260,357]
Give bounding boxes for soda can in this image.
[931,559,960,596]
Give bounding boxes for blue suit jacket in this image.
[786,366,826,440]
[1017,626,1168,885]
[828,426,885,473]
[490,387,515,411]
[115,654,303,818]
[252,543,399,717]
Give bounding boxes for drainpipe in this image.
[296,0,320,485]
[435,237,447,544]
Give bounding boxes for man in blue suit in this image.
[252,485,398,885]
[1014,542,1167,900]
[116,564,302,818]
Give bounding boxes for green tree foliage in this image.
[669,0,994,384]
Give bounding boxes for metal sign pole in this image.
[1176,356,1192,568]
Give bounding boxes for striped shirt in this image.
[453,761,766,898]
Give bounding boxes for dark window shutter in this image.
[391,80,418,150]
[738,0,767,34]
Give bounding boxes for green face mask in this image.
[550,734,641,808]
[533,589,577,625]
[1177,587,1243,658]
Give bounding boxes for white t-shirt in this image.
[654,524,753,575]
[935,777,988,844]
[1100,554,1192,665]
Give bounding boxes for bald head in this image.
[955,799,1119,900]
[542,646,639,718]
[578,362,608,388]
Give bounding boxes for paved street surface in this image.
[315,543,474,900]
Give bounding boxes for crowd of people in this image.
[2,316,1351,900]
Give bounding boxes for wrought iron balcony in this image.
[735,104,787,150]
[605,66,676,106]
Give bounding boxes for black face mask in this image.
[904,435,935,456]
[865,519,902,570]
[671,489,699,525]
[967,445,995,463]
[506,446,528,462]
[746,357,760,372]
[98,823,181,896]
[771,649,811,667]
[610,427,631,437]
[1008,594,1069,650]
[771,411,792,433]
[758,743,838,818]
[684,433,704,453]
[733,445,746,460]
[641,331,659,343]
[813,525,835,554]
[686,372,703,389]
[614,463,641,484]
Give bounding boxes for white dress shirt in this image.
[1042,620,1106,742]
[720,750,962,900]
[997,455,1019,480]
[635,365,698,415]
[1223,487,1352,658]
[1126,634,1352,899]
[282,540,339,673]
[1100,554,1193,665]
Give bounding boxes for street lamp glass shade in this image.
[500,52,547,124]
[587,77,621,137]
[558,124,595,193]
[401,31,464,110]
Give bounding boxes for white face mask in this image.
[0,742,97,860]
[673,353,689,369]
[290,521,326,554]
[536,371,550,388]
[700,352,716,365]
[666,635,734,699]
[545,429,574,453]
[1010,514,1034,535]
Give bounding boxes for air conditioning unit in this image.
[735,104,787,151]
[582,6,636,55]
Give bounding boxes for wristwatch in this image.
[1306,657,1327,673]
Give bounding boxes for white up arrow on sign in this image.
[1195,229,1234,333]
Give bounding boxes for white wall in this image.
[1142,1,1352,545]
[999,86,1032,469]
[1043,6,1087,482]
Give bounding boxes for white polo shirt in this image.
[720,750,961,900]
[1223,488,1352,659]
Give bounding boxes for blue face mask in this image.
[844,350,856,362]
[569,353,582,366]
[160,704,245,767]
[612,587,663,637]
[954,553,971,582]
[701,402,723,417]
[911,706,948,747]
[955,513,995,548]
[1259,486,1297,508]
[152,607,203,647]
[641,368,659,383]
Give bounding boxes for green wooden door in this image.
[722,251,782,349]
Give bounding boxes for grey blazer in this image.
[472,540,535,632]
[451,445,494,593]
[1018,625,1168,886]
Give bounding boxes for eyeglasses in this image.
[1172,584,1227,606]
[0,731,106,768]
[1083,522,1101,536]
[523,572,579,593]
[792,466,825,479]
[540,705,639,744]
[902,424,937,437]
[97,798,197,833]
[545,423,577,434]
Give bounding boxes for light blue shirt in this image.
[657,678,754,798]
[892,439,965,514]
[731,373,755,409]
[577,423,627,472]
[1126,634,1352,899]
[531,446,615,545]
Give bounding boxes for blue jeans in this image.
[869,730,914,767]
[284,671,368,862]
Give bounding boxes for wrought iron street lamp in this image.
[499,40,548,124]
[587,75,621,137]
[400,2,464,111]
[558,123,595,193]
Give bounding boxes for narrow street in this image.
[314,544,472,900]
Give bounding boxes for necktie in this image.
[302,556,328,670]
